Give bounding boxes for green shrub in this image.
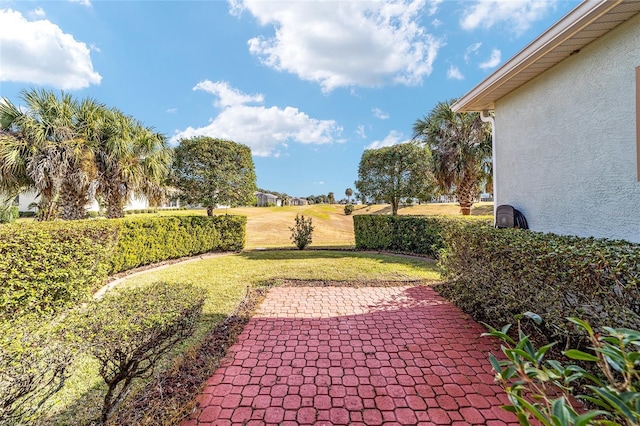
[109,215,245,272]
[0,216,245,320]
[67,282,205,424]
[353,215,491,258]
[344,204,354,215]
[0,206,19,224]
[486,315,640,425]
[18,211,36,218]
[437,221,640,349]
[290,214,313,250]
[0,221,117,320]
[0,316,74,424]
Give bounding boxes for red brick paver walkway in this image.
[183,286,518,425]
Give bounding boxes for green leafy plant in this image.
[485,313,640,426]
[353,214,490,258]
[67,282,205,424]
[290,214,314,250]
[0,316,74,424]
[344,204,354,215]
[437,221,640,349]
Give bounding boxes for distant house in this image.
[16,190,150,213]
[290,197,308,206]
[453,0,640,243]
[255,192,281,207]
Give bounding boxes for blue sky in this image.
[0,0,580,199]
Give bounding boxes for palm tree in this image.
[0,90,83,220]
[94,109,171,218]
[412,99,492,215]
[345,187,353,203]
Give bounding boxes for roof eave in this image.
[452,0,627,113]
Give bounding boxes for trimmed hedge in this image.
[109,215,246,272]
[0,221,117,319]
[353,214,491,258]
[0,216,245,320]
[437,221,640,348]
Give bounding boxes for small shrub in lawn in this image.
[0,316,74,424]
[290,214,314,250]
[344,204,354,215]
[485,314,640,425]
[67,282,205,424]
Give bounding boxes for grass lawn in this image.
[40,250,440,424]
[154,202,494,249]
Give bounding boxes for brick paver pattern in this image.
[184,286,519,425]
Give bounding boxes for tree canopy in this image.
[413,99,492,215]
[355,142,434,215]
[171,137,257,215]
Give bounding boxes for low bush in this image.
[124,208,158,215]
[486,314,640,425]
[67,282,205,424]
[109,216,246,272]
[18,211,36,218]
[0,216,245,320]
[290,214,314,250]
[0,206,19,224]
[344,204,354,215]
[0,316,74,424]
[0,221,117,320]
[353,214,491,258]
[437,221,640,349]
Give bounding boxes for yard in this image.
[38,250,441,424]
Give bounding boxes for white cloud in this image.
[193,80,263,107]
[30,8,45,18]
[427,0,443,16]
[69,0,91,7]
[464,42,482,63]
[356,125,366,139]
[365,130,408,150]
[372,107,390,120]
[447,65,464,80]
[460,0,557,35]
[479,49,501,69]
[232,0,443,92]
[0,9,101,90]
[166,108,177,113]
[431,18,443,28]
[314,181,325,185]
[172,80,342,157]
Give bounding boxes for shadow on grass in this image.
[238,249,438,268]
[36,312,230,426]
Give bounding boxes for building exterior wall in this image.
[494,12,640,243]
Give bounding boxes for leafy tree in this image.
[327,192,335,204]
[413,99,492,215]
[355,143,434,215]
[345,187,353,203]
[171,137,257,215]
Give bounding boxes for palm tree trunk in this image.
[455,174,478,216]
[106,190,125,219]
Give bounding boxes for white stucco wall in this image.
[495,12,640,243]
